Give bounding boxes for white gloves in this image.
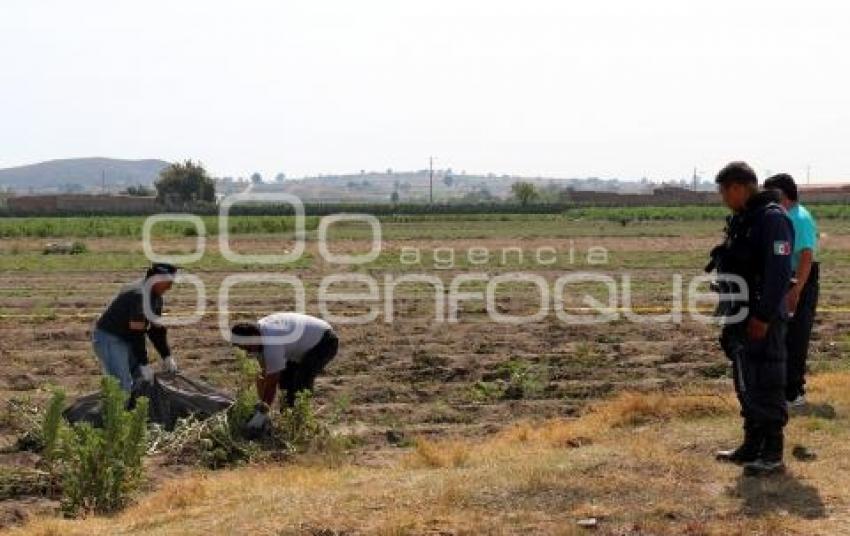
[163,356,178,374]
[139,365,155,383]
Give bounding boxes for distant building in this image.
[798,184,850,203]
[561,186,715,206]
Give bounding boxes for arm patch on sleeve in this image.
[774,240,791,255]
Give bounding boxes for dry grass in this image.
[9,373,850,535]
[404,438,471,469]
[499,386,735,448]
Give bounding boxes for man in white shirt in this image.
[230,313,338,407]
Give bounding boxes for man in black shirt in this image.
[93,263,179,391]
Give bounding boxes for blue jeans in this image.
[92,328,137,392]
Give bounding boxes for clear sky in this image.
[1,1,848,182]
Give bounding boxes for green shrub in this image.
[40,388,65,465]
[468,380,504,403]
[272,390,351,465]
[227,350,261,439]
[51,377,149,517]
[467,360,548,402]
[499,359,547,400]
[328,393,351,424]
[502,366,546,400]
[273,390,326,450]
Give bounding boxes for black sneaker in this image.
[743,459,786,476]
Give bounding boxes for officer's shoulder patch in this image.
[773,240,791,255]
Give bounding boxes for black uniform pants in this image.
[721,320,788,434]
[278,330,339,407]
[786,262,819,401]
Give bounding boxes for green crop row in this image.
[1,203,848,239]
[0,216,319,238]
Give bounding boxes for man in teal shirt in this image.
[764,174,819,407]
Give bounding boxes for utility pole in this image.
[807,164,811,185]
[692,167,698,191]
[102,170,106,194]
[429,156,434,205]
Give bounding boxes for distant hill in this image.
[0,157,170,193]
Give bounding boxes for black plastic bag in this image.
[63,373,234,431]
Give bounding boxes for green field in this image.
[2,203,850,239]
[0,215,319,238]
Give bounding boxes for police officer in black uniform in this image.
[709,162,794,476]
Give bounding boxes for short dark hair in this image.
[715,161,758,186]
[231,322,261,341]
[763,173,798,201]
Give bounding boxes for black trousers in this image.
[721,320,789,433]
[278,330,339,407]
[786,262,819,401]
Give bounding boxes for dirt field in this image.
[1,216,848,533]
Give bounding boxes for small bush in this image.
[501,362,547,400]
[45,377,150,517]
[468,381,503,403]
[273,390,329,451]
[40,388,65,465]
[328,393,351,424]
[468,360,548,402]
[228,350,261,439]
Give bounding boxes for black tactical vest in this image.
[714,191,784,314]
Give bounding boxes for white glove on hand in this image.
[139,365,155,383]
[163,356,178,374]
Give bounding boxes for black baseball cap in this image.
[146,262,178,279]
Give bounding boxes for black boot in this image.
[743,427,785,476]
[716,424,763,465]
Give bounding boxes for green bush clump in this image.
[468,359,548,402]
[41,377,149,517]
[273,390,328,450]
[228,350,261,438]
[40,388,65,465]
